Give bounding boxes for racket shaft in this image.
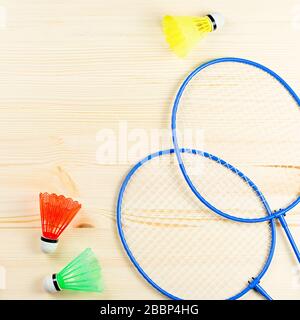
[278,215,300,263]
[254,284,273,300]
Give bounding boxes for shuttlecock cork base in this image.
[207,13,225,31]
[44,274,61,293]
[40,236,58,254]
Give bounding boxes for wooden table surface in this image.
[0,0,299,300]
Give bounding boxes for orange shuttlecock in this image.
[40,192,81,253]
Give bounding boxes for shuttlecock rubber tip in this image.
[40,237,58,254]
[209,13,225,30]
[43,275,59,293]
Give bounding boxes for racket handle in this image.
[278,214,300,263]
[254,284,273,300]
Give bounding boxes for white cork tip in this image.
[43,275,58,293]
[40,239,58,254]
[210,13,225,30]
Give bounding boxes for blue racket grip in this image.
[278,214,300,263]
[254,284,273,300]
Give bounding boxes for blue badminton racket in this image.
[171,57,300,261]
[117,148,276,300]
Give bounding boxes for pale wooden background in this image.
[0,0,299,300]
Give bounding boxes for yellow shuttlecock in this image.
[162,13,225,58]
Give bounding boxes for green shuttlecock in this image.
[44,248,103,293]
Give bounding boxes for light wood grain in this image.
[0,0,299,299]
